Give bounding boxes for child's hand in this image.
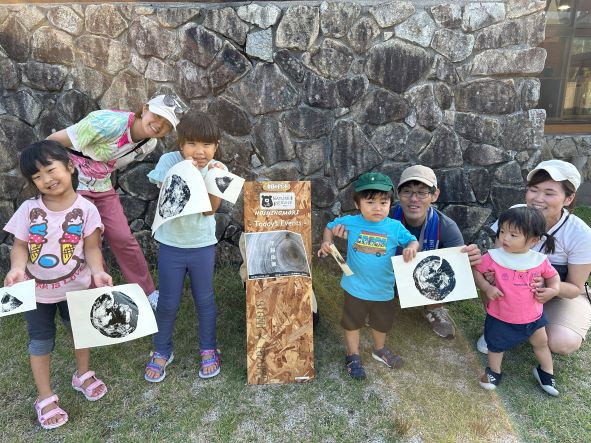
[534,286,558,304]
[331,224,348,240]
[317,241,333,258]
[485,285,504,301]
[402,247,416,262]
[483,270,496,286]
[208,161,224,170]
[4,269,25,287]
[92,271,113,288]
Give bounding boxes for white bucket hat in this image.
[146,94,187,129]
[527,160,581,190]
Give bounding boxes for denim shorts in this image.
[24,301,71,355]
[484,313,548,353]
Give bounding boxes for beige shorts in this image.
[544,293,591,340]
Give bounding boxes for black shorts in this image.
[341,291,395,333]
[484,313,548,353]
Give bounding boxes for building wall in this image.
[0,1,583,266]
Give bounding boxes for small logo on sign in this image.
[259,193,295,209]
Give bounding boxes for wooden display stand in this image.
[244,181,315,384]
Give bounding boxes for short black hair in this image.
[353,189,394,205]
[19,140,78,191]
[176,110,220,146]
[497,206,555,254]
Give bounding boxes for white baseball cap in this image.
[147,94,185,129]
[527,160,581,190]
[398,165,437,189]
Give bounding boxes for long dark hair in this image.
[497,206,555,254]
[527,169,577,212]
[19,140,79,191]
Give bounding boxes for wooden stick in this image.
[329,244,354,276]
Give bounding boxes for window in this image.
[541,0,591,132]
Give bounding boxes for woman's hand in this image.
[4,268,26,287]
[485,285,504,301]
[530,275,545,295]
[317,241,333,258]
[534,286,558,304]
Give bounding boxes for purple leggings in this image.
[153,243,217,356]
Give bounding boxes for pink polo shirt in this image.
[477,249,558,324]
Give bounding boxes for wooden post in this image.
[244,181,315,384]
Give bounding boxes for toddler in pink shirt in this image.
[473,207,560,396]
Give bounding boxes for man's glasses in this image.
[398,189,432,200]
[163,94,189,116]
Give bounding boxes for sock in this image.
[536,365,555,385]
[486,367,502,381]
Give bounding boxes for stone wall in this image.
[0,0,571,268]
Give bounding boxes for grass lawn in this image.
[1,266,516,442]
[0,207,589,441]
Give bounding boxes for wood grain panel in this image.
[244,181,315,384]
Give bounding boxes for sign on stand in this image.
[243,181,315,384]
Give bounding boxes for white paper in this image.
[392,246,478,308]
[66,284,158,349]
[152,160,212,234]
[204,167,245,204]
[245,230,311,280]
[0,279,36,317]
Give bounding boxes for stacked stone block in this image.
[0,1,588,266]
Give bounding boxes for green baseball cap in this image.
[354,172,394,192]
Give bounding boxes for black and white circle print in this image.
[90,291,139,338]
[215,176,233,194]
[412,256,456,301]
[158,174,190,218]
[0,293,23,313]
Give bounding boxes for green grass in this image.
[0,266,516,442]
[1,207,589,441]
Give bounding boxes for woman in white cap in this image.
[478,160,591,355]
[46,94,187,306]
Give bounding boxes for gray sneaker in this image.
[148,290,159,311]
[424,307,456,339]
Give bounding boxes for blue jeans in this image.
[25,301,72,355]
[153,243,217,355]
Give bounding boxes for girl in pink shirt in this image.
[473,207,560,396]
[3,141,112,430]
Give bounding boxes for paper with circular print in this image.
[66,284,158,349]
[203,167,245,205]
[392,246,478,308]
[151,160,212,234]
[0,279,36,317]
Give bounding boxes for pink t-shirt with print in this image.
[4,195,103,303]
[477,252,558,324]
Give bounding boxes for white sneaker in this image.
[148,290,159,311]
[476,334,488,354]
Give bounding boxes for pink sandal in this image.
[71,370,107,401]
[34,394,68,430]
